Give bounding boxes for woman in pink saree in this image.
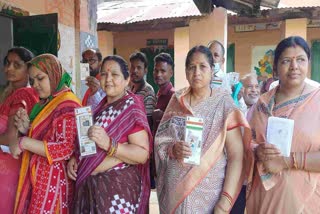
[246,36,320,213]
[68,55,152,214]
[0,47,38,214]
[155,46,250,214]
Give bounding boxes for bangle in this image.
[283,157,290,169]
[303,152,307,170]
[107,138,119,157]
[292,153,298,169]
[105,137,112,153]
[216,203,229,213]
[221,191,233,206]
[18,137,25,151]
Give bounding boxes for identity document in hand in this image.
[75,106,97,157]
[184,116,204,165]
[267,116,294,157]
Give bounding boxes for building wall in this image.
[2,0,98,96]
[228,25,281,76]
[113,29,174,63]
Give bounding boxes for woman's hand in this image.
[67,156,78,181]
[88,125,111,151]
[9,139,23,159]
[86,76,100,95]
[172,141,192,161]
[263,156,288,174]
[256,143,281,162]
[214,198,231,214]
[14,108,30,135]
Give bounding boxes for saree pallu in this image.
[75,92,152,214]
[155,87,250,214]
[0,87,38,214]
[14,91,81,214]
[246,87,320,214]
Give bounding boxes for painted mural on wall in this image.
[252,45,275,81]
[0,1,28,16]
[80,32,98,53]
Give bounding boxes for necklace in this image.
[189,88,212,107]
[274,83,306,119]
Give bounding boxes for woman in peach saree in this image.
[246,36,320,214]
[155,45,250,214]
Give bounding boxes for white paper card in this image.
[0,145,10,153]
[267,116,294,157]
[75,106,97,157]
[184,116,203,165]
[80,63,90,80]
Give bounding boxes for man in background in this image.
[81,48,105,109]
[129,51,156,131]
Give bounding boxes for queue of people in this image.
[0,35,319,214]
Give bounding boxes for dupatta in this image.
[76,91,153,213]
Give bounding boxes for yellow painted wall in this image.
[113,29,174,63]
[189,7,228,71]
[174,27,190,90]
[98,31,114,57]
[282,18,307,40]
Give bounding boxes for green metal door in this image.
[13,13,58,56]
[311,40,320,83]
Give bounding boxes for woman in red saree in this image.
[0,47,38,214]
[155,46,250,214]
[246,36,320,213]
[68,55,152,214]
[11,54,81,213]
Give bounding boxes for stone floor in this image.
[149,190,160,214]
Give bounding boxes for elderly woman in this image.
[68,55,152,213]
[11,54,81,213]
[155,45,250,214]
[246,36,320,213]
[0,47,38,214]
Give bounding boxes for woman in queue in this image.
[12,54,81,213]
[68,55,152,213]
[155,45,250,214]
[246,36,320,213]
[0,47,38,214]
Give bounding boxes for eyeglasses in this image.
[81,58,98,64]
[4,59,26,70]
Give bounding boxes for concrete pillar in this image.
[189,7,228,71]
[174,27,190,90]
[281,18,307,40]
[98,31,114,57]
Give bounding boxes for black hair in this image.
[82,48,103,62]
[185,45,214,69]
[207,40,225,56]
[101,55,129,80]
[129,51,148,68]
[273,36,311,76]
[6,47,34,63]
[154,52,174,68]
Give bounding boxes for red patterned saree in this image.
[74,92,152,214]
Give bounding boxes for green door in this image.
[311,40,320,83]
[13,13,58,56]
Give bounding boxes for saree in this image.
[74,91,152,214]
[155,87,250,214]
[246,87,320,214]
[0,87,38,214]
[14,90,81,214]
